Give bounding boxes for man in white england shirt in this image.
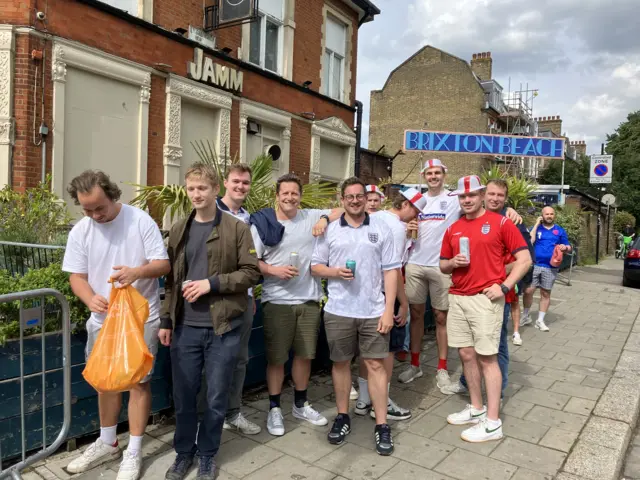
[62,171,170,480]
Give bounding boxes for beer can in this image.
[411,228,418,240]
[289,252,300,269]
[345,260,356,277]
[182,280,193,289]
[459,237,470,262]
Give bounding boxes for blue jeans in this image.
[460,303,510,396]
[171,323,242,457]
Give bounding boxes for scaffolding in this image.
[495,80,540,178]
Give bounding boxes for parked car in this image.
[623,237,640,287]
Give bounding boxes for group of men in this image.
[60,158,571,480]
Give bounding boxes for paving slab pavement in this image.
[12,258,640,480]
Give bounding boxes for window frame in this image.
[248,11,284,75]
[324,47,345,101]
[321,10,350,104]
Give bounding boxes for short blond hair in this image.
[185,163,219,188]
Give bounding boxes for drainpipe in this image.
[354,100,363,177]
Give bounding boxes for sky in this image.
[355,0,640,155]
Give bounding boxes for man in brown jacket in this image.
[158,163,260,480]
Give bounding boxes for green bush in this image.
[613,211,636,235]
[0,263,90,344]
[551,205,584,246]
[0,177,71,244]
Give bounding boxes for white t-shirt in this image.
[62,204,169,324]
[408,190,460,267]
[372,210,410,292]
[312,213,399,318]
[251,209,331,304]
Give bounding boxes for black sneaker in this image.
[370,400,412,421]
[327,414,351,445]
[374,424,394,456]
[195,456,216,480]
[165,453,194,480]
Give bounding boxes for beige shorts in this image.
[447,294,504,356]
[405,264,450,310]
[85,317,160,385]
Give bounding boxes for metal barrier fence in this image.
[0,242,65,277]
[0,289,71,480]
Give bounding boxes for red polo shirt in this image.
[440,210,527,296]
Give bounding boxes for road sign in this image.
[590,154,613,184]
[602,193,616,206]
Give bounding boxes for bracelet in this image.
[320,214,330,223]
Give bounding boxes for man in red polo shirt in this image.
[439,175,531,443]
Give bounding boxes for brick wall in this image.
[5,0,361,188]
[536,116,563,136]
[369,46,489,184]
[470,51,492,81]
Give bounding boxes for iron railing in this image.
[0,242,65,277]
[0,289,72,480]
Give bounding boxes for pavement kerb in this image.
[558,306,640,480]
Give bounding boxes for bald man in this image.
[522,207,571,331]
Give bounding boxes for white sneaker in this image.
[350,385,358,400]
[519,314,532,327]
[267,407,285,436]
[512,332,523,346]
[223,412,262,435]
[461,418,503,443]
[66,438,122,474]
[535,319,550,332]
[447,404,486,425]
[440,380,468,396]
[292,402,328,426]
[116,450,142,480]
[436,369,451,389]
[399,365,423,384]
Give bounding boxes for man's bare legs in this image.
[332,360,352,414]
[398,303,426,384]
[128,383,152,436]
[362,358,388,425]
[457,347,502,419]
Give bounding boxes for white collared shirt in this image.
[312,213,399,318]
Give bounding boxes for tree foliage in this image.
[479,166,537,213]
[613,210,636,234]
[606,111,640,221]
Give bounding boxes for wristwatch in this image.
[499,283,510,295]
[320,214,330,223]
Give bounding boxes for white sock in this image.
[127,435,143,455]
[538,311,546,322]
[471,405,485,414]
[357,377,371,404]
[487,418,502,429]
[523,308,530,318]
[100,425,117,446]
[387,383,392,407]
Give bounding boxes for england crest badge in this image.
[440,201,448,210]
[369,233,379,243]
[481,224,491,235]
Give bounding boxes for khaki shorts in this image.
[324,312,389,362]
[85,317,161,385]
[262,301,321,365]
[447,294,504,356]
[405,264,450,310]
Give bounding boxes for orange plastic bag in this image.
[82,283,153,393]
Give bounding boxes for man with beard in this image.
[218,164,263,436]
[251,173,343,437]
[522,206,571,332]
[440,175,531,443]
[311,177,398,455]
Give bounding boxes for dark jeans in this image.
[460,303,510,396]
[171,322,242,457]
[225,296,254,421]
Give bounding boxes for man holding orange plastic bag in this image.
[159,163,260,480]
[62,171,170,480]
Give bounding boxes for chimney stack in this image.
[470,51,493,81]
[536,115,563,137]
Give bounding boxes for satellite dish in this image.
[602,193,616,206]
[265,144,281,161]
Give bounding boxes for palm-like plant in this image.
[479,166,537,213]
[130,140,338,220]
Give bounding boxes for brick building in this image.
[0,0,379,216]
[369,47,495,183]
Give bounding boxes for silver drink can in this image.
[459,237,470,262]
[182,280,193,289]
[289,252,300,269]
